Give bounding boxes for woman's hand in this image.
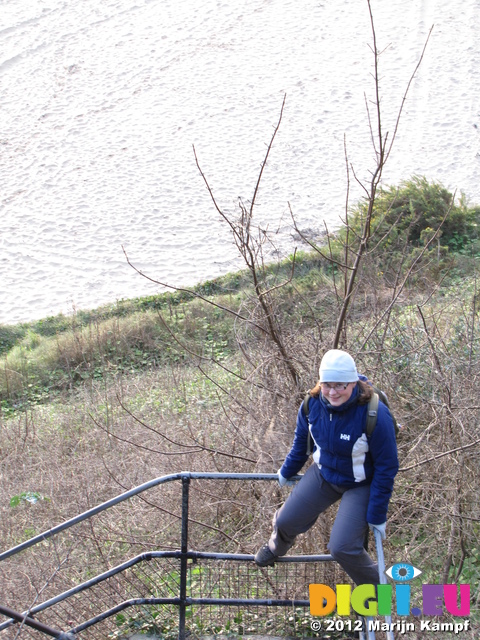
[278,470,296,487]
[368,521,386,540]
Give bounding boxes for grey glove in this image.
[369,521,386,540]
[278,469,296,487]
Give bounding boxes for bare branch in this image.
[249,93,287,217]
[123,245,269,335]
[383,24,434,164]
[400,438,480,473]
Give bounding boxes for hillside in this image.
[1,177,479,636]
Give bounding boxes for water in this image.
[1,0,479,324]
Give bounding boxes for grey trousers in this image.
[268,464,379,585]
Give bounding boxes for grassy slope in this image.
[0,251,325,413]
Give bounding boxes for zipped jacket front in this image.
[279,384,398,524]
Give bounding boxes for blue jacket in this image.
[280,382,398,524]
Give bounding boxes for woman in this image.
[255,349,399,586]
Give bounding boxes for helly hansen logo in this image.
[340,434,351,441]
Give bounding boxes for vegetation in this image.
[340,175,480,284]
[348,176,480,254]
[0,253,320,413]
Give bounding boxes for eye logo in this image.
[385,563,422,582]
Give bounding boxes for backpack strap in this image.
[303,393,311,420]
[303,393,314,455]
[366,392,379,437]
[370,386,400,436]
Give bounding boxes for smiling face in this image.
[320,382,356,406]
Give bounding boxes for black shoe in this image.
[254,543,278,567]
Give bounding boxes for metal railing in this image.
[0,472,388,640]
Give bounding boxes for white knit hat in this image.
[319,349,359,383]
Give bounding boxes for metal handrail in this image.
[0,605,74,640]
[1,472,312,638]
[0,472,388,639]
[0,472,289,563]
[0,550,334,633]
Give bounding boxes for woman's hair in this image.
[309,379,373,405]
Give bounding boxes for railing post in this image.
[178,473,190,640]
